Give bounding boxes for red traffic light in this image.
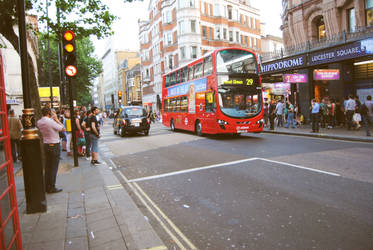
[63,30,75,41]
[65,65,77,77]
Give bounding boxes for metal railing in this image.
[260,26,373,63]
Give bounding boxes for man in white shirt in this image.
[344,94,356,130]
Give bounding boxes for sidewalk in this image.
[15,152,166,250]
[262,124,373,143]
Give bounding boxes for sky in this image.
[93,0,283,58]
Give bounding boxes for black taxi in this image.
[113,106,150,136]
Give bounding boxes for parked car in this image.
[113,106,150,136]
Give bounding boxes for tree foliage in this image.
[0,0,137,117]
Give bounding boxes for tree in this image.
[38,33,102,106]
[0,0,134,118]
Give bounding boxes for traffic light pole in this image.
[68,77,79,167]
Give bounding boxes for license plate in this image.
[134,123,140,127]
[237,129,248,133]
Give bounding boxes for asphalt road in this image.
[100,121,373,250]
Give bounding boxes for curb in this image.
[262,130,373,143]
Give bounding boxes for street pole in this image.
[57,6,65,105]
[17,0,46,213]
[46,0,53,107]
[68,77,79,167]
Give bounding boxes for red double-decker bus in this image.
[162,47,263,136]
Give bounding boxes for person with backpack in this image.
[361,95,372,136]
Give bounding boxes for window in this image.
[205,91,216,112]
[188,66,194,80]
[214,4,220,16]
[236,32,239,43]
[201,1,205,14]
[167,33,172,45]
[170,72,176,85]
[178,0,185,8]
[169,55,173,69]
[191,20,196,33]
[209,27,213,40]
[189,0,196,7]
[229,31,233,42]
[165,75,170,87]
[179,20,185,34]
[180,67,188,82]
[202,26,207,37]
[204,56,213,76]
[367,0,373,26]
[223,28,227,40]
[180,96,188,112]
[167,11,172,23]
[191,46,197,59]
[180,47,186,59]
[228,5,232,19]
[316,16,326,40]
[348,8,356,32]
[194,63,203,79]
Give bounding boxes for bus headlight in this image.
[256,119,264,124]
[217,119,229,125]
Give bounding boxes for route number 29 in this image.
[246,79,254,85]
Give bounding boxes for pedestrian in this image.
[365,95,373,124]
[37,106,65,193]
[344,94,356,130]
[353,96,362,129]
[81,110,92,160]
[90,107,102,165]
[63,110,73,156]
[310,99,320,133]
[58,109,67,151]
[263,102,269,128]
[269,99,276,130]
[8,109,22,162]
[335,99,344,127]
[74,109,85,156]
[361,95,372,136]
[275,99,284,127]
[284,100,296,128]
[319,98,328,128]
[327,98,336,128]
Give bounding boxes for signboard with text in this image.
[283,74,308,83]
[313,69,340,80]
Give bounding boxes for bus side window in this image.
[170,72,176,86]
[181,67,187,83]
[176,70,180,84]
[205,91,216,112]
[188,66,193,81]
[181,96,187,112]
[165,75,170,87]
[204,56,213,76]
[194,63,203,79]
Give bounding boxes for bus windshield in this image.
[216,49,258,74]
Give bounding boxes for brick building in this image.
[139,0,261,112]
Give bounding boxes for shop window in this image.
[367,0,373,26]
[348,8,356,32]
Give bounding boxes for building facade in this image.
[101,48,139,111]
[139,0,261,112]
[118,55,141,106]
[126,64,142,106]
[0,15,39,116]
[260,0,373,122]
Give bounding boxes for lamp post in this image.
[17,0,47,213]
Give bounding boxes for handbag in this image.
[77,131,86,146]
[353,113,361,122]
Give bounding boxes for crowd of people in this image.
[263,95,373,136]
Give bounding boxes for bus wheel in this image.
[170,119,176,132]
[195,121,203,136]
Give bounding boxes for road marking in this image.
[128,158,260,183]
[256,158,341,177]
[108,159,194,250]
[128,157,340,183]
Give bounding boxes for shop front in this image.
[260,37,373,123]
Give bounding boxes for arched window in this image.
[316,16,326,40]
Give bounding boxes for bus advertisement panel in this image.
[162,47,263,136]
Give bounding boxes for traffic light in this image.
[118,90,122,103]
[62,30,77,77]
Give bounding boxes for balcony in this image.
[260,26,373,63]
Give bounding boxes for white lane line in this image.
[128,157,340,183]
[108,159,191,250]
[256,158,341,177]
[128,158,260,183]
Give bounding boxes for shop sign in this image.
[309,38,373,66]
[260,55,306,74]
[283,74,308,83]
[272,82,290,95]
[313,69,340,80]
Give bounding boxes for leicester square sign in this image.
[283,74,308,83]
[309,38,373,66]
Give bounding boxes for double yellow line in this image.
[109,159,197,250]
